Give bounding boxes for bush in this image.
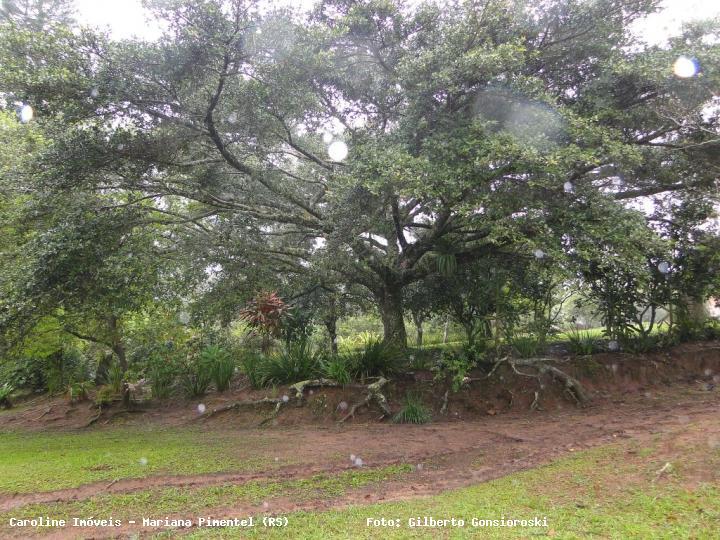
[353,338,404,379]
[260,341,321,386]
[393,393,431,424]
[240,352,266,389]
[178,354,213,398]
[107,361,124,393]
[202,345,235,392]
[567,329,597,356]
[0,383,14,409]
[147,354,177,399]
[621,333,661,354]
[320,354,354,385]
[94,385,115,409]
[67,381,93,403]
[511,336,541,358]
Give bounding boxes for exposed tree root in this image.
[510,358,591,406]
[339,378,391,423]
[198,397,286,419]
[34,406,53,420]
[289,378,342,402]
[258,401,284,426]
[440,390,449,415]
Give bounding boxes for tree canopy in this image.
[1,0,718,353]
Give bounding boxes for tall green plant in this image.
[202,345,235,392]
[353,338,404,379]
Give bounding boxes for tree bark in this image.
[411,311,424,349]
[376,286,407,349]
[324,315,338,354]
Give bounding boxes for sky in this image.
[74,0,720,42]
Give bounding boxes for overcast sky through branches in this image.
[74,0,720,43]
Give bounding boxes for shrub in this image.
[511,336,540,358]
[260,341,321,386]
[621,333,661,354]
[0,383,14,409]
[107,362,124,393]
[320,354,354,385]
[353,338,404,379]
[240,352,266,389]
[567,329,597,356]
[393,393,431,424]
[67,381,93,403]
[94,385,115,409]
[147,354,177,399]
[202,345,235,392]
[178,355,213,398]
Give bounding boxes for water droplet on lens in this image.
[354,457,363,467]
[139,457,148,466]
[227,112,238,124]
[328,140,348,161]
[90,87,99,98]
[197,403,206,414]
[673,56,698,78]
[322,132,333,144]
[657,262,670,274]
[533,249,545,259]
[178,311,190,324]
[350,454,356,462]
[19,104,33,123]
[338,401,348,411]
[282,395,289,403]
[563,181,574,193]
[609,341,619,352]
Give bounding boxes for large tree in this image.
[1,0,718,348]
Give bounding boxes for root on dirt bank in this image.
[339,377,391,422]
[482,357,592,407]
[195,377,394,424]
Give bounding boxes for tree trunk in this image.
[376,287,407,349]
[324,315,338,354]
[107,315,129,407]
[411,311,424,348]
[107,315,127,372]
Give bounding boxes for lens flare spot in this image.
[673,56,699,78]
[19,104,33,123]
[328,140,348,161]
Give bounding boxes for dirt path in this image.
[2,382,718,538]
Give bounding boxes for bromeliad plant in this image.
[240,291,290,353]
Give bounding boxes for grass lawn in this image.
[0,428,276,494]
[2,424,717,539]
[187,442,720,539]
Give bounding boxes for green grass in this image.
[0,428,274,494]
[0,465,412,525]
[184,444,720,539]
